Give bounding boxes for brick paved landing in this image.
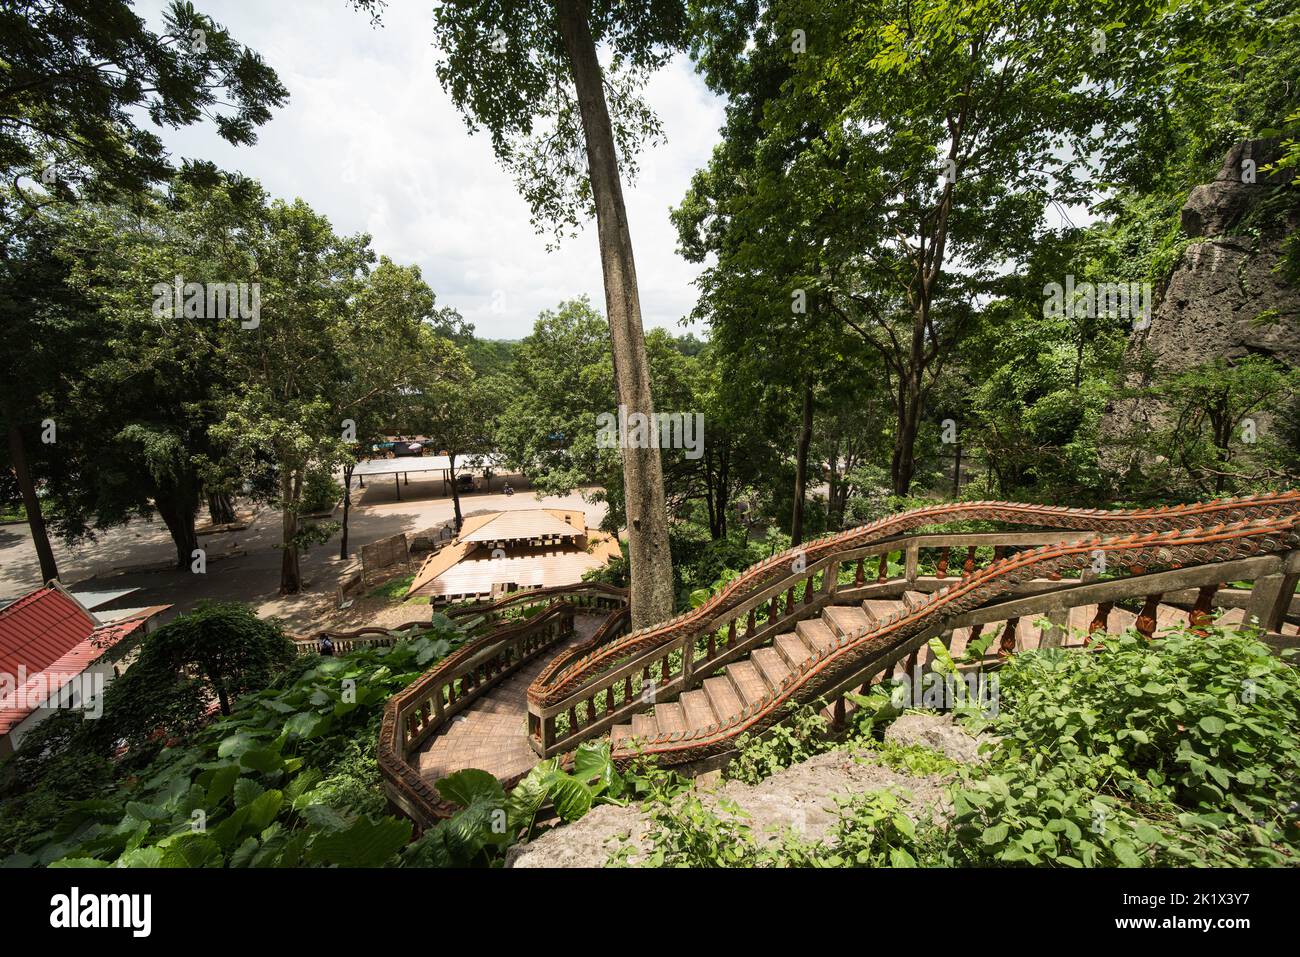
[415,611,605,785]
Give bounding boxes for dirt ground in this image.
[0,474,608,633]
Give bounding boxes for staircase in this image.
[372,494,1300,826]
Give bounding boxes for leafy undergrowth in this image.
[403,744,689,867]
[1,626,466,868]
[625,625,1300,867]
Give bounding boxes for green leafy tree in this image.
[423,0,689,627]
[93,602,295,750]
[0,0,286,581]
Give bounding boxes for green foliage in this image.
[300,467,343,514]
[93,602,296,751]
[620,625,1300,868]
[726,705,832,785]
[0,621,467,866]
[403,740,634,867]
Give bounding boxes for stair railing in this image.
[527,494,1300,758]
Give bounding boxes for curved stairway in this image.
[361,493,1300,825]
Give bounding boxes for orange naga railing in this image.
[526,494,1300,760]
[371,582,629,827]
[589,514,1300,770]
[292,580,628,655]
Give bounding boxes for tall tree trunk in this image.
[714,447,729,539]
[892,372,923,495]
[703,445,718,538]
[5,416,59,582]
[791,384,813,546]
[340,463,354,559]
[206,491,236,526]
[280,470,302,594]
[449,450,463,531]
[155,491,199,571]
[556,0,674,628]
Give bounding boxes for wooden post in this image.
[1038,607,1069,649]
[962,546,977,578]
[997,618,1020,658]
[877,553,890,584]
[1246,572,1300,634]
[905,543,919,583]
[936,547,950,579]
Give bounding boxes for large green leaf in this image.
[545,771,593,823]
[307,816,413,867]
[436,768,505,809]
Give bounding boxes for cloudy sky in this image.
[141,0,725,340]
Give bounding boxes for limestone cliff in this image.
[1099,140,1300,481]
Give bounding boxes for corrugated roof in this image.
[0,585,99,680]
[459,509,583,543]
[68,587,142,610]
[0,605,165,735]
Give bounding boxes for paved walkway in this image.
[0,482,607,631]
[415,612,606,784]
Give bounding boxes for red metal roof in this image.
[0,585,98,679]
[0,589,167,736]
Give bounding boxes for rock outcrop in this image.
[505,714,983,868]
[1099,139,1299,474]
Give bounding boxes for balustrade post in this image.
[936,547,950,579]
[1189,583,1219,635]
[855,557,865,585]
[1087,602,1113,646]
[877,553,890,584]
[1135,594,1162,640]
[997,618,1020,658]
[905,543,919,583]
[962,545,977,578]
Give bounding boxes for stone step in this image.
[631,712,657,740]
[727,659,767,707]
[775,632,815,670]
[862,599,906,627]
[822,604,873,639]
[796,618,837,653]
[680,689,717,730]
[751,646,792,692]
[654,701,687,734]
[702,676,743,722]
[611,724,632,749]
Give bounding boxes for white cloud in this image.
[141,0,724,340]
